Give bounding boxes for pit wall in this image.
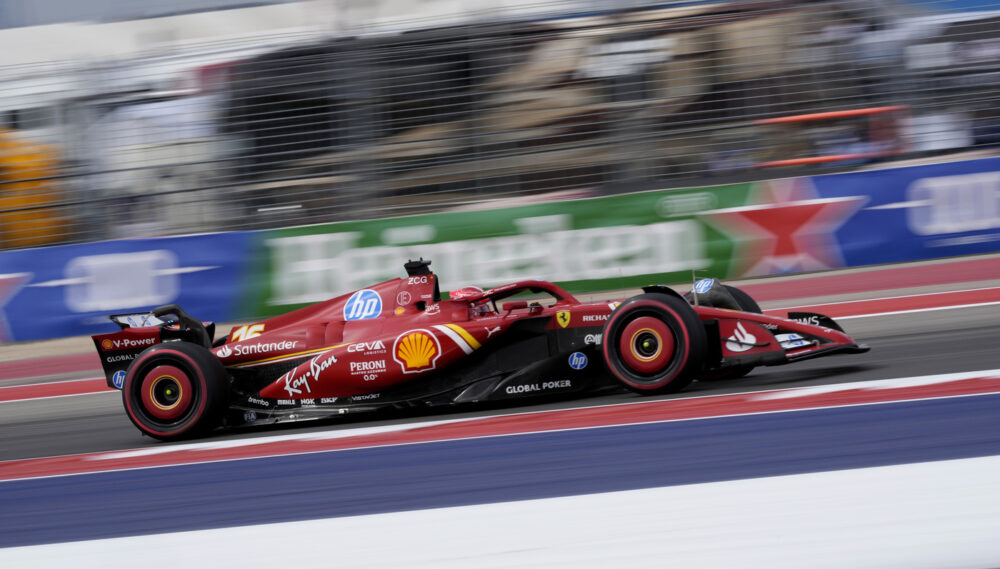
[2,156,998,342]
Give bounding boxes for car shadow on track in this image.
[704,364,882,392]
[139,365,882,447]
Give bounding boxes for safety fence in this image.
[0,0,999,249]
[0,153,997,342]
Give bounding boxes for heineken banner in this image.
[250,155,1000,316]
[250,183,749,315]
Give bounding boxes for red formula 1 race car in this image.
[93,259,869,440]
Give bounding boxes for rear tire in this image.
[122,342,229,441]
[602,293,706,394]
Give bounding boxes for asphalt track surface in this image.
[2,299,998,462]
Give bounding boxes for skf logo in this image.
[556,311,571,328]
[393,329,441,373]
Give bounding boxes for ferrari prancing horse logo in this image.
[556,311,571,328]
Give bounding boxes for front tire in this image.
[602,293,706,394]
[723,285,762,314]
[122,342,229,441]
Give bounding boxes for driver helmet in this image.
[450,286,484,301]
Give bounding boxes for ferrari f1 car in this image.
[93,259,869,440]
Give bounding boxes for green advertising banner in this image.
[249,183,754,316]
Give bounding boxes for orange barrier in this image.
[753,106,908,125]
[0,129,70,248]
[754,106,908,169]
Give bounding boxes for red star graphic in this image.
[699,179,867,278]
[0,272,32,342]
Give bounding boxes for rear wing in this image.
[107,312,168,330]
[93,306,216,389]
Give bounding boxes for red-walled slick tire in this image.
[602,293,706,394]
[122,342,229,441]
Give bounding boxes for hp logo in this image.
[112,370,127,389]
[568,352,588,370]
[344,290,383,321]
[693,278,716,294]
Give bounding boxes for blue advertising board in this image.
[0,232,254,342]
[901,1,1000,12]
[811,156,1000,267]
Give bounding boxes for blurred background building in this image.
[0,0,998,248]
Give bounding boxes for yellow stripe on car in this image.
[445,324,481,349]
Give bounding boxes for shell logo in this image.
[101,339,113,350]
[393,329,441,374]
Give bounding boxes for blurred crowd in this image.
[1,0,999,248]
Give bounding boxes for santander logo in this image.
[725,322,756,353]
[215,340,298,359]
